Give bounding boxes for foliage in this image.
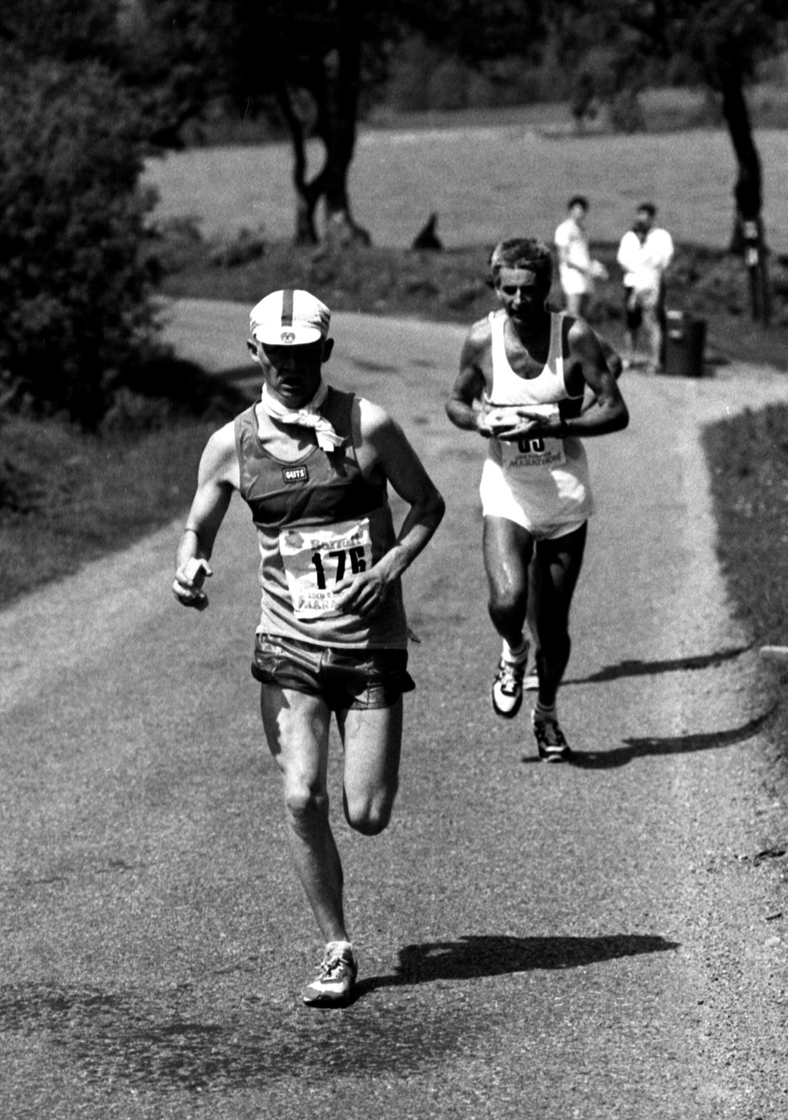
[0,54,161,428]
[0,0,122,65]
[117,0,224,148]
[550,0,787,80]
[0,412,223,605]
[393,0,546,69]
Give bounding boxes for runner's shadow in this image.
[562,643,751,685]
[562,707,775,770]
[355,932,678,998]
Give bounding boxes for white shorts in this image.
[479,453,593,540]
[559,266,591,298]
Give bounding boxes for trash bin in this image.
[664,310,706,377]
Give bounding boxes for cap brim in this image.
[252,324,323,346]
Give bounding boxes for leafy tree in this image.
[224,0,379,246]
[130,0,394,245]
[0,53,160,428]
[128,1,548,246]
[0,0,121,64]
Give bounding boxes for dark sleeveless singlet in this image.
[234,387,408,648]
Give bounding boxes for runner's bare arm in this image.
[334,400,445,618]
[564,321,629,434]
[173,423,239,606]
[446,321,496,438]
[581,334,624,414]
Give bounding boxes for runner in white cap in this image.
[447,239,628,760]
[173,290,444,1005]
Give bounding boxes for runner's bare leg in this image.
[483,516,536,650]
[260,686,347,944]
[338,700,403,835]
[531,523,587,707]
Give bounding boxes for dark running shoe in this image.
[532,715,572,762]
[302,942,358,1008]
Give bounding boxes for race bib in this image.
[279,517,372,618]
[497,403,565,468]
[500,434,566,469]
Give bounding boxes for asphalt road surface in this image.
[2,302,787,1120]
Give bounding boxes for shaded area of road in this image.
[1,302,787,1119]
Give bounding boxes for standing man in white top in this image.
[554,196,608,319]
[617,203,674,374]
[446,238,628,760]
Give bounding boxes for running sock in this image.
[533,701,557,725]
[502,636,529,663]
[326,939,353,953]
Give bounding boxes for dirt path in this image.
[1,302,786,1118]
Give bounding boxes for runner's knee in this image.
[344,786,397,835]
[284,780,329,829]
[489,584,527,622]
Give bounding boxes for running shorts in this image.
[251,633,415,711]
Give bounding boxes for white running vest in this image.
[479,311,594,533]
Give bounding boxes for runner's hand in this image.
[333,568,389,619]
[172,557,212,610]
[489,408,548,442]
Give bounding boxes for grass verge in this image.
[704,406,788,775]
[0,353,249,609]
[160,236,788,369]
[0,415,221,607]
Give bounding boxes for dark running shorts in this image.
[251,633,415,711]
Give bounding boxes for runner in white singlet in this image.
[447,238,629,760]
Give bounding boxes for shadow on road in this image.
[563,643,751,685]
[0,933,679,1089]
[357,931,678,997]
[558,707,776,771]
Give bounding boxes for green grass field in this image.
[144,122,788,254]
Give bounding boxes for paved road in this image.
[2,302,787,1119]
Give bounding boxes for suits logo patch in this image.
[282,465,309,484]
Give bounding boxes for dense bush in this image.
[0,53,162,429]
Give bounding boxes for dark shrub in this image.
[0,53,162,429]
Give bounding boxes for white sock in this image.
[327,939,353,953]
[502,636,529,663]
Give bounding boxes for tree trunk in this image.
[276,85,324,245]
[276,0,369,249]
[319,2,370,248]
[719,67,770,323]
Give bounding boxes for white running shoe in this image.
[302,942,358,1008]
[522,662,539,691]
[491,647,528,718]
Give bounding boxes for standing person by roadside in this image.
[172,289,444,1007]
[617,203,674,374]
[446,239,628,760]
[554,196,608,319]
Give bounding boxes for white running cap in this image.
[249,289,331,346]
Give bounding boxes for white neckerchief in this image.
[260,381,344,452]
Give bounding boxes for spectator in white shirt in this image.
[554,196,608,319]
[616,203,674,374]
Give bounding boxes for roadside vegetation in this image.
[704,405,788,778]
